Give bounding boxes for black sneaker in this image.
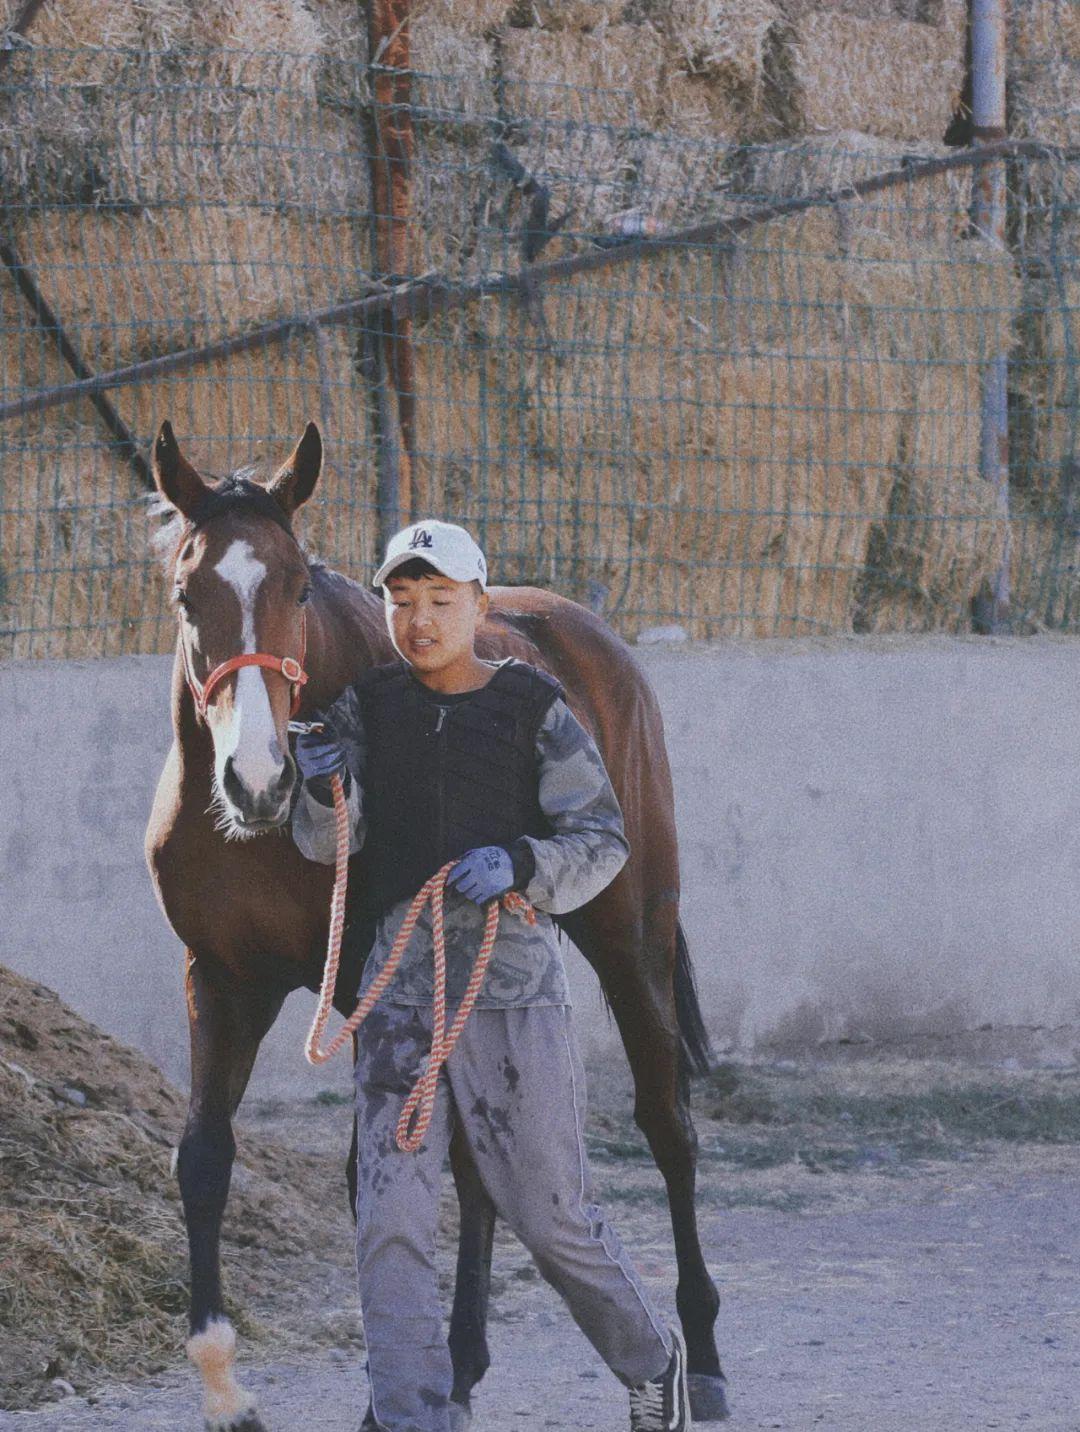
[628,1329,692,1431]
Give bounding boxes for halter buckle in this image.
[280,657,304,683]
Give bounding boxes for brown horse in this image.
[144,420,728,1431]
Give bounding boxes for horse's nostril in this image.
[222,755,246,808]
[273,755,297,799]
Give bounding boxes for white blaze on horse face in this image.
[212,540,283,800]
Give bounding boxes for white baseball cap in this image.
[373,519,489,590]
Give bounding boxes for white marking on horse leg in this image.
[187,1318,260,1429]
[212,540,282,799]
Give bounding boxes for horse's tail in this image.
[674,918,713,1080]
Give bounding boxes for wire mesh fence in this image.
[0,23,1077,659]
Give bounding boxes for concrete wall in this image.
[3,636,1080,1095]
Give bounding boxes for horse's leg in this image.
[448,1124,497,1416]
[179,951,285,1432]
[561,904,729,1422]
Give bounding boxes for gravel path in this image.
[6,1154,1079,1432]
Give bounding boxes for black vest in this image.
[353,659,564,916]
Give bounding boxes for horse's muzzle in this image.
[221,753,297,830]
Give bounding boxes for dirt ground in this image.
[6,1028,1080,1431]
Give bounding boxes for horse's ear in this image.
[152,421,211,517]
[267,422,322,515]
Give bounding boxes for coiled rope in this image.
[303,771,536,1152]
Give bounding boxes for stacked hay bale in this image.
[418,0,1026,637]
[849,235,1020,632]
[1008,0,1080,155]
[513,246,913,637]
[0,0,377,657]
[661,0,781,141]
[413,233,912,636]
[707,2,1020,638]
[621,343,908,638]
[406,1,514,278]
[770,0,967,142]
[1,0,1067,651]
[404,0,1015,636]
[734,131,973,247]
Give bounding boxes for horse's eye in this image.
[174,587,191,611]
[298,584,312,607]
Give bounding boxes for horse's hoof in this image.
[688,1372,730,1421]
[206,1417,267,1432]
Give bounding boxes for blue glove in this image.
[294,723,347,784]
[447,846,514,904]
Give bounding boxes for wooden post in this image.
[364,0,417,549]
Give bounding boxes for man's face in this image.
[385,572,486,674]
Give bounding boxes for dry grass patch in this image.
[0,965,357,1411]
[586,1047,1080,1216]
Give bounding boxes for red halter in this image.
[180,610,309,721]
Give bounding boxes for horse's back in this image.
[485,586,660,732]
[485,587,678,878]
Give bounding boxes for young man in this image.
[291,520,691,1432]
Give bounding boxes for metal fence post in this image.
[970,0,1011,633]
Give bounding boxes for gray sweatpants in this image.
[353,1003,672,1432]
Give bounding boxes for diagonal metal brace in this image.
[0,238,153,489]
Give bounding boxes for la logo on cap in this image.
[408,528,434,550]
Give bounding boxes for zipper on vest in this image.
[434,704,448,859]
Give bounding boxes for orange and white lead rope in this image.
[304,771,536,1153]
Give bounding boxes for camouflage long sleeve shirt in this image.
[291,675,630,1008]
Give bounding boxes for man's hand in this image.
[447,846,514,904]
[294,721,347,783]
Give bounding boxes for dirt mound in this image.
[0,965,356,1412]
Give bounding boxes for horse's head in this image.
[152,420,322,839]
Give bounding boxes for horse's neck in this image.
[303,568,391,709]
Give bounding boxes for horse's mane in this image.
[149,467,286,568]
